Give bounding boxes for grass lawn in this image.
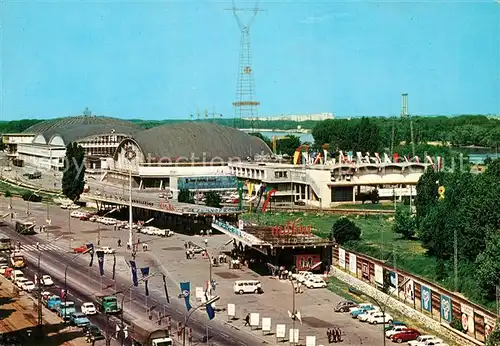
[0,180,55,202]
[241,211,438,288]
[334,202,399,210]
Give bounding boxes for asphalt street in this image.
[0,224,268,346]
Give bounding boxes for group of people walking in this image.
[327,327,343,343]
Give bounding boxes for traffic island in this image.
[0,275,88,346]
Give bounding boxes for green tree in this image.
[177,188,194,204]
[475,232,500,301]
[61,142,86,201]
[205,191,222,208]
[330,217,361,245]
[276,135,301,156]
[249,132,272,149]
[393,207,416,239]
[4,190,12,198]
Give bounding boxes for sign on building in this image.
[374,264,383,286]
[338,248,346,268]
[295,254,321,271]
[421,285,432,312]
[440,294,452,323]
[348,253,357,275]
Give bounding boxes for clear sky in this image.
[0,0,499,121]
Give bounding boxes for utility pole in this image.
[454,229,458,292]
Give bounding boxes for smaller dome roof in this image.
[24,115,140,134]
[36,123,138,145]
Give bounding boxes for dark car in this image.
[334,300,357,312]
[83,324,105,342]
[390,328,420,343]
[384,321,407,331]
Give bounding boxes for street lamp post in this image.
[27,188,43,216]
[120,273,155,346]
[182,296,220,346]
[361,293,390,346]
[289,278,297,346]
[63,248,92,320]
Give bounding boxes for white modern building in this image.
[243,112,334,122]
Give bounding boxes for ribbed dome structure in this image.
[24,115,140,134]
[128,122,272,161]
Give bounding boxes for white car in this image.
[81,302,97,315]
[22,280,36,292]
[368,312,393,324]
[67,204,80,210]
[41,275,54,286]
[385,325,410,338]
[15,277,29,288]
[408,335,438,346]
[304,277,327,289]
[0,265,8,275]
[358,309,381,322]
[100,246,115,254]
[290,271,311,281]
[417,339,447,346]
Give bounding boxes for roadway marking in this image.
[19,243,64,252]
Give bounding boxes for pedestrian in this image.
[331,327,337,343]
[36,242,39,250]
[244,313,250,326]
[117,238,121,247]
[184,242,188,249]
[327,328,331,343]
[204,238,208,247]
[337,327,342,342]
[188,327,193,345]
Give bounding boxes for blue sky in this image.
[0,0,499,121]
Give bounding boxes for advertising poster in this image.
[420,285,432,312]
[361,262,369,281]
[338,248,346,268]
[440,294,452,323]
[374,265,383,286]
[349,253,357,274]
[305,336,316,346]
[227,304,235,318]
[295,254,321,271]
[485,316,496,339]
[276,324,286,338]
[405,279,414,302]
[261,317,271,332]
[289,329,299,343]
[250,313,260,327]
[460,304,474,334]
[389,270,398,296]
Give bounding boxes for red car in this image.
[73,245,88,253]
[391,329,420,343]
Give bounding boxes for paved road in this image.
[0,223,266,346]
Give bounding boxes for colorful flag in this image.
[162,274,170,304]
[96,250,105,276]
[140,267,150,296]
[205,292,215,320]
[129,260,138,286]
[87,243,94,267]
[180,281,192,311]
[112,254,116,280]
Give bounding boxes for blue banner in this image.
[87,243,94,267]
[112,255,116,280]
[440,294,452,323]
[421,285,432,312]
[96,250,105,276]
[129,260,138,287]
[180,282,192,311]
[140,267,150,296]
[205,291,215,320]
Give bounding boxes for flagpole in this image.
[128,164,133,250]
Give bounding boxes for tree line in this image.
[394,159,500,310]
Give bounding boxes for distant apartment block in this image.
[243,112,334,122]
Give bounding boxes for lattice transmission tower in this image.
[227,1,264,129]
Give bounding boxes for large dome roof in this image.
[24,115,141,134]
[131,122,272,161]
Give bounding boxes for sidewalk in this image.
[0,275,88,346]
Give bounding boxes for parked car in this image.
[350,304,378,318]
[390,329,420,343]
[41,275,54,286]
[304,277,327,289]
[385,321,407,331]
[290,271,311,281]
[21,280,36,292]
[358,309,382,322]
[100,246,115,254]
[334,300,358,312]
[15,277,29,288]
[73,245,88,253]
[368,312,393,324]
[417,340,447,346]
[0,265,8,275]
[408,335,438,346]
[386,325,410,338]
[81,302,97,315]
[70,312,90,327]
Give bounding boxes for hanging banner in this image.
[389,271,398,296]
[338,248,346,268]
[96,250,105,276]
[421,285,432,312]
[348,253,357,274]
[374,265,383,286]
[295,254,321,271]
[405,279,414,301]
[129,260,139,287]
[485,316,496,339]
[460,304,474,334]
[140,267,150,296]
[440,294,452,323]
[180,281,192,311]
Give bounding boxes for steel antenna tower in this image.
[227,1,264,130]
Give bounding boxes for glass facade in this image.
[178,176,238,190]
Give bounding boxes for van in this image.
[12,269,24,282]
[233,280,262,295]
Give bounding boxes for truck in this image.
[95,294,121,314]
[14,220,36,234]
[129,319,173,346]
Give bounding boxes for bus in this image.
[10,252,25,268]
[0,233,12,252]
[15,220,36,234]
